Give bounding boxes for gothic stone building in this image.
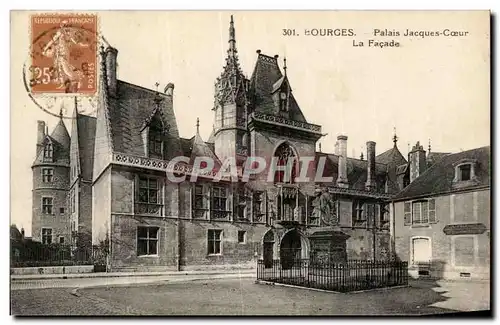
[34,16,410,271]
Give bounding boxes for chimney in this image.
[409,141,427,183]
[37,120,46,145]
[105,46,118,97]
[365,141,376,191]
[336,135,348,188]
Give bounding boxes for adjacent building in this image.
[392,144,491,280]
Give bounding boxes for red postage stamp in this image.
[30,13,98,95]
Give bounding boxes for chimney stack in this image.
[409,141,427,183]
[37,121,46,145]
[105,47,118,97]
[365,141,376,191]
[336,135,349,188]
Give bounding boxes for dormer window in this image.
[149,129,163,158]
[459,164,471,181]
[279,91,288,112]
[43,143,53,159]
[453,159,478,185]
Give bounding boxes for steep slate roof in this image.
[248,53,306,122]
[427,151,450,166]
[76,114,96,181]
[376,144,408,194]
[32,118,70,166]
[376,145,407,166]
[393,146,491,201]
[315,152,388,193]
[107,79,183,159]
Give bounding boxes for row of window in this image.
[40,228,65,244]
[404,199,437,226]
[137,227,245,256]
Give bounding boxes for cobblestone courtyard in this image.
[10,277,490,316]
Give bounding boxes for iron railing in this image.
[257,259,408,293]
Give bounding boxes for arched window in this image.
[273,142,297,184]
[148,118,164,159]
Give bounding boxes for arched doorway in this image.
[280,229,302,270]
[263,230,275,268]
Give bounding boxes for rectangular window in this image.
[459,164,472,181]
[137,227,159,256]
[237,188,247,220]
[238,230,246,244]
[42,197,53,214]
[59,207,65,214]
[41,228,52,244]
[208,229,222,255]
[136,176,163,216]
[404,201,412,225]
[412,201,430,225]
[43,144,53,159]
[211,186,228,219]
[59,236,65,244]
[148,131,163,157]
[42,168,53,182]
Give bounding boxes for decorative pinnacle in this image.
[428,138,431,153]
[283,57,287,76]
[318,142,322,153]
[360,152,364,160]
[196,117,200,134]
[155,82,160,92]
[393,127,398,146]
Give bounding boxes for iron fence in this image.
[257,259,408,293]
[11,243,106,268]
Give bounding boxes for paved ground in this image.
[10,277,490,316]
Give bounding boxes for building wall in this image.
[32,165,70,243]
[92,167,111,246]
[394,189,490,280]
[78,181,93,247]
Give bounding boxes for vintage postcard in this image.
[10,10,490,316]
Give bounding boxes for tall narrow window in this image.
[42,197,53,214]
[207,229,222,255]
[211,186,228,219]
[193,184,208,219]
[273,142,297,184]
[42,168,53,183]
[137,226,159,256]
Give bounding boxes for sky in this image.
[10,11,490,236]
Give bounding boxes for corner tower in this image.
[31,110,71,244]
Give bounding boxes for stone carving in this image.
[311,187,338,226]
[251,112,322,133]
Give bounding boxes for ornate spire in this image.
[213,15,247,109]
[428,138,431,153]
[283,57,287,76]
[196,117,200,135]
[228,15,236,57]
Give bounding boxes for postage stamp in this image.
[29,13,98,95]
